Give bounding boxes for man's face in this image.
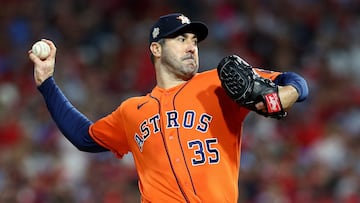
[160,33,199,80]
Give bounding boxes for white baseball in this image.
[32,41,50,60]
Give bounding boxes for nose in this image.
[186,41,196,53]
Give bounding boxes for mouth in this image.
[183,55,195,61]
[182,55,198,69]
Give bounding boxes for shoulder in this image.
[108,95,151,119]
[120,95,149,109]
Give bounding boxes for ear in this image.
[150,42,161,57]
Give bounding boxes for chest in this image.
[124,77,243,155]
[135,90,217,145]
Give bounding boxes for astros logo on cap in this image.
[177,15,190,24]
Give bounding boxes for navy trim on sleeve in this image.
[274,72,309,102]
[37,77,108,152]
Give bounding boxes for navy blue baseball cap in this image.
[149,13,208,44]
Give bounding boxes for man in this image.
[28,13,308,203]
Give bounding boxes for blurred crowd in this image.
[1,0,360,202]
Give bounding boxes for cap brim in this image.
[164,22,208,42]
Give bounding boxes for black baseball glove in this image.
[217,55,287,119]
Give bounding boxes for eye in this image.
[177,36,186,42]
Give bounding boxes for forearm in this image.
[278,85,299,110]
[38,77,108,152]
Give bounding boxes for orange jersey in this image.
[89,68,281,202]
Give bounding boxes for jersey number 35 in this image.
[187,138,220,166]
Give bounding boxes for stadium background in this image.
[1,0,360,202]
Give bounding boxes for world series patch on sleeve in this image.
[217,55,287,119]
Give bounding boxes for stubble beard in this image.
[162,51,199,81]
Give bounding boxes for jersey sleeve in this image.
[253,68,281,81]
[89,105,130,158]
[253,68,309,102]
[38,77,108,152]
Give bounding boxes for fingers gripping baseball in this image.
[28,39,57,86]
[217,55,287,119]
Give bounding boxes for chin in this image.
[181,64,198,79]
[187,63,198,71]
[185,70,197,80]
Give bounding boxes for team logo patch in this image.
[177,15,190,24]
[264,93,281,113]
[152,27,160,39]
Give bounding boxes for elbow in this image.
[296,81,309,102]
[292,73,309,102]
[63,134,108,153]
[75,144,93,152]
[66,140,93,152]
[73,142,109,153]
[276,72,309,102]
